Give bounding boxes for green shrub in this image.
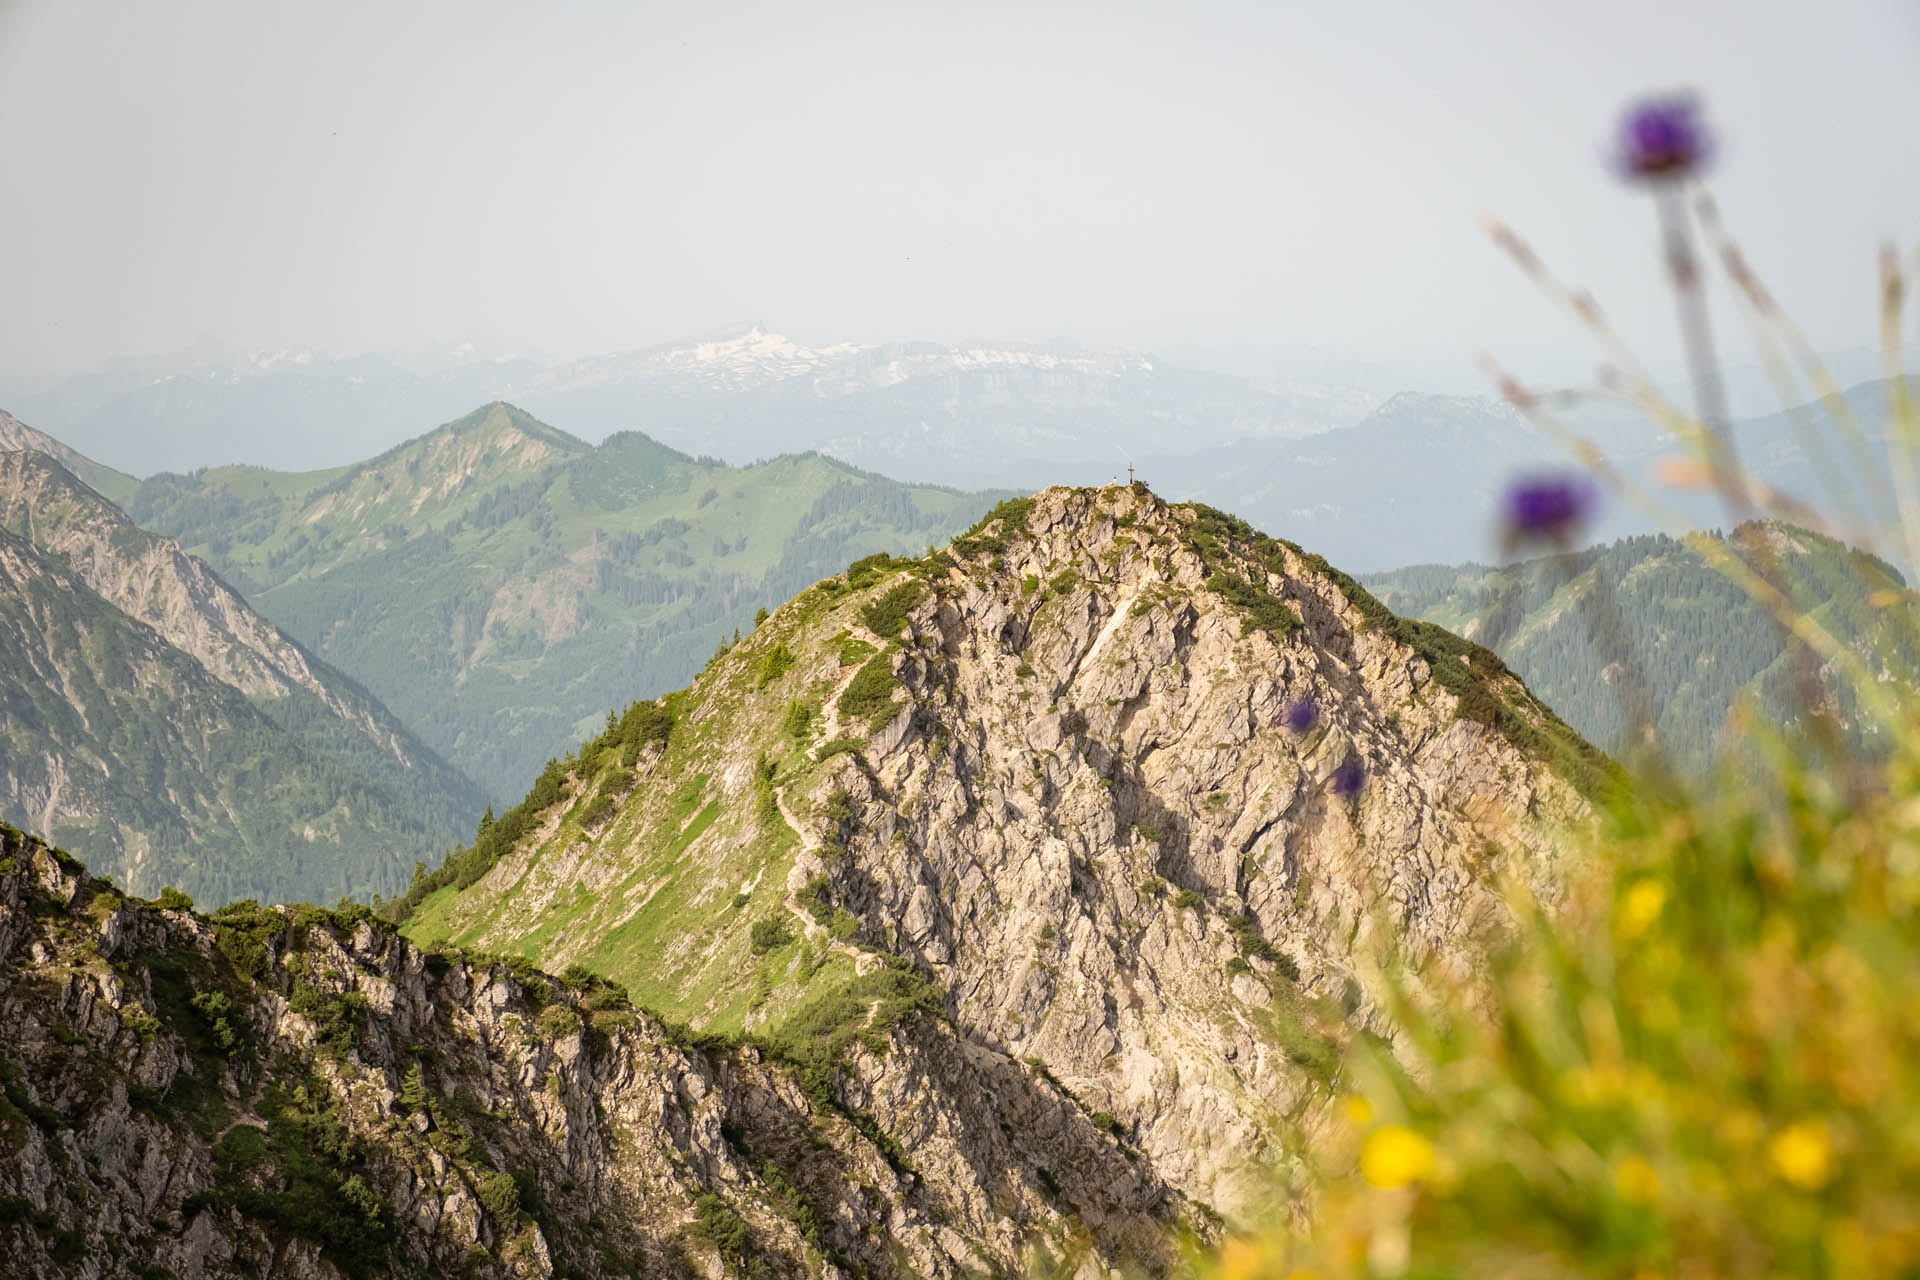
[288,982,369,1052]
[860,581,925,637]
[755,641,796,689]
[190,987,242,1055]
[781,700,814,745]
[536,1004,582,1040]
[156,886,194,911]
[837,654,900,724]
[477,1171,520,1226]
[1226,912,1293,974]
[749,917,794,954]
[1172,889,1203,910]
[845,553,895,590]
[835,633,876,667]
[952,497,1037,558]
[575,791,617,830]
[692,1192,750,1262]
[814,737,865,763]
[119,1009,161,1041]
[398,1064,429,1113]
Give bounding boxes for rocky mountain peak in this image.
[407,481,1606,1226]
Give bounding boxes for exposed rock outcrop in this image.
[415,485,1605,1221]
[0,823,1183,1277]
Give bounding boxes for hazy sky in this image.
[3,0,1917,377]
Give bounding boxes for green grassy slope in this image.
[398,549,934,1035]
[126,403,1004,798]
[1364,523,1914,771]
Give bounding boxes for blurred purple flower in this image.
[1502,473,1595,548]
[1616,94,1710,181]
[1331,756,1366,797]
[1283,696,1319,733]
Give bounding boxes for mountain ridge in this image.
[124,403,1007,797]
[0,823,1190,1276]
[1364,520,1916,770]
[0,409,136,505]
[402,482,1605,1217]
[0,448,486,903]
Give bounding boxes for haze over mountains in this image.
[0,325,1380,480]
[0,364,1910,904]
[11,324,1914,575]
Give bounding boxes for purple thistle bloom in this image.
[1502,473,1595,548]
[1331,756,1366,797]
[1616,94,1710,181]
[1282,696,1319,733]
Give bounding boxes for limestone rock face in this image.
[806,487,1592,1209]
[0,824,1183,1277]
[415,484,1604,1236]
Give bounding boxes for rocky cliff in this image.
[408,484,1609,1222]
[0,821,1186,1277]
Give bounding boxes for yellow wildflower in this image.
[1361,1125,1435,1189]
[1340,1095,1373,1128]
[1620,879,1666,938]
[1217,1239,1261,1280]
[1767,1120,1832,1190]
[1614,1156,1660,1203]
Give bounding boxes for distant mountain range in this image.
[122,402,1003,798]
[0,448,484,904]
[516,326,1379,488]
[17,328,1917,577]
[0,324,1379,480]
[1138,377,1920,573]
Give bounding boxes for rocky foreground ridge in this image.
[0,821,1182,1277]
[407,484,1609,1237]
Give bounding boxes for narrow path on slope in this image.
[772,780,879,977]
[812,621,887,744]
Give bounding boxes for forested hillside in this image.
[1366,523,1913,770]
[0,448,485,903]
[128,402,1002,797]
